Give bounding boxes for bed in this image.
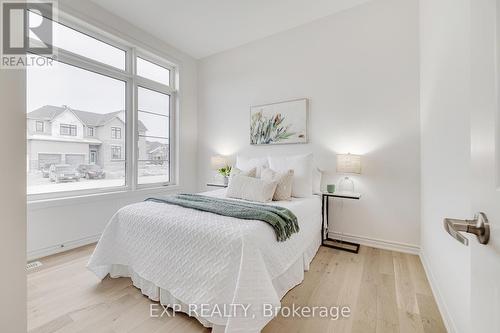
[87,188,322,333]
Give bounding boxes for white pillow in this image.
[226,175,277,203]
[313,168,322,194]
[230,166,257,178]
[228,167,256,187]
[268,154,313,197]
[261,167,294,201]
[235,156,268,178]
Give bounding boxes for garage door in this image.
[65,154,85,167]
[38,154,62,169]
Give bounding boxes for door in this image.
[470,0,500,331]
[89,150,97,164]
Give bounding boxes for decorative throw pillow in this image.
[226,175,278,203]
[260,167,294,201]
[235,156,268,177]
[230,166,257,178]
[268,154,314,198]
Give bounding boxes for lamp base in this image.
[338,176,355,193]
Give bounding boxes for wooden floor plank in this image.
[416,293,447,333]
[393,252,420,315]
[28,244,445,333]
[376,273,399,333]
[351,247,379,333]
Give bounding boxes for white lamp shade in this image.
[336,154,361,174]
[211,155,228,170]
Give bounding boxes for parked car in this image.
[49,164,80,183]
[41,163,54,178]
[77,164,105,179]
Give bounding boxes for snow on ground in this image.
[28,166,169,195]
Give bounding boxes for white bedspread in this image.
[87,189,321,333]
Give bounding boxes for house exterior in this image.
[27,105,148,174]
[147,141,169,164]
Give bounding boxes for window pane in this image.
[27,60,126,195]
[29,11,126,70]
[138,87,169,185]
[138,87,170,116]
[138,112,169,138]
[138,138,169,184]
[137,57,170,85]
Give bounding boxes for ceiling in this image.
[89,0,371,59]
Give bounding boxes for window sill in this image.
[28,184,181,211]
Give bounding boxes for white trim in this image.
[419,249,457,333]
[327,231,420,254]
[27,184,181,210]
[27,234,100,261]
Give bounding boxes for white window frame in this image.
[135,58,174,187]
[87,126,94,137]
[27,9,178,201]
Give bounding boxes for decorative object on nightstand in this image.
[326,184,336,193]
[322,191,361,253]
[336,153,361,193]
[211,155,231,185]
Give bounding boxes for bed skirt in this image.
[106,235,321,333]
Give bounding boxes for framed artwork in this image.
[250,98,308,145]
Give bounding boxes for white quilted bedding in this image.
[87,189,321,333]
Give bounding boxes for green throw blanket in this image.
[145,194,299,242]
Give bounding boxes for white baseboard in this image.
[327,232,420,254]
[27,234,100,261]
[419,250,456,333]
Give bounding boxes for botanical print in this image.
[250,98,307,145]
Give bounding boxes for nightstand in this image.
[322,191,361,254]
[206,183,228,188]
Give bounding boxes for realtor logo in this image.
[1,1,56,68]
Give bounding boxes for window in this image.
[60,124,77,136]
[111,127,121,139]
[29,11,126,70]
[35,121,44,132]
[111,146,122,160]
[26,11,176,199]
[137,57,170,86]
[137,88,170,185]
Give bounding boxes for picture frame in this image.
[250,98,308,145]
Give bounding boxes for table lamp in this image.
[336,153,361,193]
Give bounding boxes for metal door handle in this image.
[443,212,490,246]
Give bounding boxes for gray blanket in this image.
[145,193,299,241]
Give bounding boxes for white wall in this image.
[419,0,472,332]
[197,0,421,250]
[0,68,27,331]
[27,0,198,259]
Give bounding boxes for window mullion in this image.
[136,77,174,95]
[55,48,131,81]
[128,48,138,191]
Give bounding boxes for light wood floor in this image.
[28,244,446,333]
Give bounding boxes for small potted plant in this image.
[217,165,232,185]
